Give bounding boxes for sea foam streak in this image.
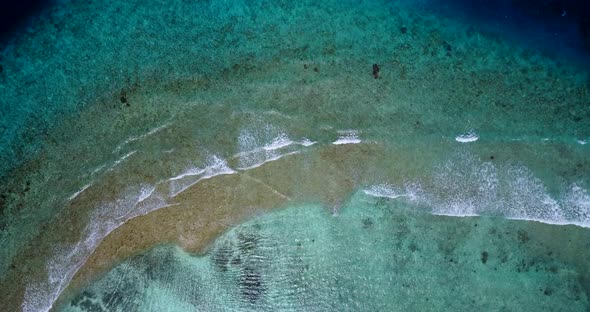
[168,156,236,197]
[234,131,314,170]
[263,134,293,151]
[106,150,137,172]
[455,129,479,143]
[363,184,418,200]
[22,129,312,311]
[22,186,174,312]
[300,138,317,147]
[333,130,361,145]
[237,151,300,170]
[113,123,170,153]
[364,153,590,227]
[67,182,94,201]
[560,184,590,226]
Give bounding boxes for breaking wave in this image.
[364,153,590,227]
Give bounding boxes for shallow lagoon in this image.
[0,0,589,311]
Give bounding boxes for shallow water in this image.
[0,0,589,311]
[59,195,590,311]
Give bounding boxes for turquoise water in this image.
[60,193,590,311]
[0,0,589,311]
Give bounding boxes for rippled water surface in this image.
[0,0,589,311]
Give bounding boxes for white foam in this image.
[263,134,293,151]
[114,137,140,153]
[430,211,479,217]
[235,132,299,155]
[168,167,206,181]
[146,123,169,136]
[67,182,94,201]
[107,150,136,172]
[122,187,175,220]
[404,154,590,227]
[234,130,310,170]
[455,130,479,143]
[561,184,590,225]
[366,153,590,227]
[115,151,136,164]
[577,139,588,145]
[363,184,417,200]
[136,185,156,205]
[169,156,236,197]
[23,186,175,312]
[237,128,260,153]
[300,138,317,147]
[113,123,170,153]
[237,151,300,171]
[333,138,361,145]
[90,164,106,175]
[422,154,499,216]
[333,130,361,145]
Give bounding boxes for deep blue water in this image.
[0,0,53,45]
[425,0,590,63]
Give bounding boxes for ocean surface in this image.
[0,0,589,311]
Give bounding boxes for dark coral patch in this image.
[372,64,380,79]
[213,245,232,272]
[481,251,489,264]
[239,267,264,303]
